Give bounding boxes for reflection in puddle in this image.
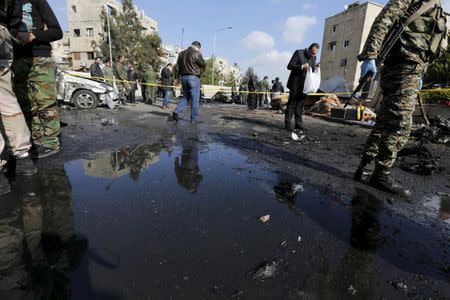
[1,142,449,299]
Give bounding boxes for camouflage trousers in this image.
[0,70,32,169]
[117,82,131,101]
[362,62,425,169]
[11,57,60,150]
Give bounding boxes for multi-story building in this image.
[320,1,383,90]
[67,0,158,68]
[206,56,242,85]
[51,32,71,69]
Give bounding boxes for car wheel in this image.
[72,90,99,109]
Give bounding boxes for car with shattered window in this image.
[56,70,120,109]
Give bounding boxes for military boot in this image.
[0,172,11,195]
[369,166,411,197]
[354,156,373,182]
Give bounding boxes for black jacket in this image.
[176,46,205,77]
[271,81,285,93]
[160,66,172,91]
[90,63,103,79]
[286,49,316,95]
[10,0,62,58]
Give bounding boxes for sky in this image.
[48,0,449,83]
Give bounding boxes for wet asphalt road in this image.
[0,101,449,299]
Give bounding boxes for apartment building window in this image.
[87,52,95,60]
[73,52,81,60]
[329,42,337,51]
[344,40,350,48]
[73,29,80,37]
[71,5,77,13]
[332,25,338,32]
[86,28,94,37]
[340,59,348,67]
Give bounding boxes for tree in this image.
[224,72,237,87]
[424,34,450,87]
[242,67,257,84]
[99,0,162,70]
[201,58,221,86]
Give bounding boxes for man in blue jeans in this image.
[173,41,205,123]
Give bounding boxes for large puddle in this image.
[1,142,449,299]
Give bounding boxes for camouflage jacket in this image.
[114,61,128,81]
[359,0,445,65]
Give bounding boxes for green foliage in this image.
[424,34,450,86]
[201,58,222,86]
[224,72,237,87]
[99,0,162,70]
[421,89,450,104]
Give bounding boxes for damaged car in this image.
[56,70,120,109]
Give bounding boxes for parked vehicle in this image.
[56,70,120,109]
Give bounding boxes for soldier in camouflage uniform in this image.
[114,54,130,105]
[354,0,447,197]
[10,0,63,159]
[142,65,157,105]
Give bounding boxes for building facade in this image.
[51,32,71,69]
[320,1,383,90]
[67,0,158,68]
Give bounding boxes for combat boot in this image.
[0,172,11,195]
[15,156,38,176]
[354,156,373,182]
[369,166,411,198]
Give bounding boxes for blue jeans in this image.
[163,90,172,106]
[174,75,201,121]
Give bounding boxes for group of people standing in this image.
[1,0,63,195]
[89,55,175,108]
[239,74,285,110]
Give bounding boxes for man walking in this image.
[114,54,130,104]
[161,63,173,109]
[172,41,205,123]
[285,43,320,132]
[10,0,63,159]
[354,0,447,197]
[0,0,37,194]
[89,57,103,79]
[142,65,157,105]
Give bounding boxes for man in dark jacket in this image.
[161,63,173,108]
[10,0,63,158]
[285,43,320,131]
[247,69,258,110]
[89,57,103,79]
[127,64,139,103]
[271,77,285,93]
[173,41,205,123]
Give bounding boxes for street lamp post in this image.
[212,26,232,86]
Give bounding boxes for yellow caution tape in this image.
[65,73,450,97]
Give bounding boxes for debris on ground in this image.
[388,281,410,293]
[100,118,117,126]
[274,182,304,204]
[247,258,284,281]
[397,145,437,176]
[348,285,357,296]
[291,132,306,141]
[412,116,450,144]
[306,94,341,117]
[259,215,271,223]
